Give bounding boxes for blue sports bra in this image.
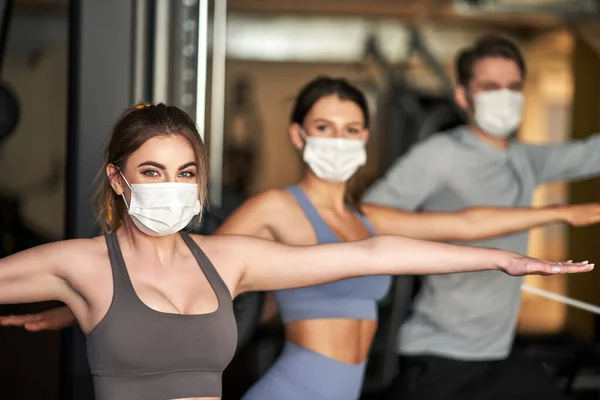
[273,186,392,323]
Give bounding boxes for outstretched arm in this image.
[524,133,600,183]
[0,191,284,332]
[363,203,600,242]
[0,242,83,331]
[235,235,593,293]
[0,242,72,305]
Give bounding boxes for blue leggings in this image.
[242,341,367,400]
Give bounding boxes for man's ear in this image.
[455,85,470,111]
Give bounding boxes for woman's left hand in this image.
[503,258,593,276]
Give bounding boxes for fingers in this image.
[0,314,38,326]
[0,314,47,329]
[523,260,594,276]
[545,260,594,275]
[24,321,50,332]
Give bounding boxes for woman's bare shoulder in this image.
[239,188,295,214]
[21,235,106,257]
[213,188,298,237]
[188,231,256,249]
[50,235,107,255]
[186,233,261,292]
[22,236,110,276]
[187,233,272,267]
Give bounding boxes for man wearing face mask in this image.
[364,35,600,400]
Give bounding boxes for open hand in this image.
[0,306,75,331]
[503,257,594,276]
[564,203,600,227]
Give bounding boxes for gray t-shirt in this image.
[363,125,600,360]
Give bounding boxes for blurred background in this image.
[0,0,599,398]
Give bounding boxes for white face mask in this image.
[472,89,524,138]
[120,173,201,237]
[301,130,367,182]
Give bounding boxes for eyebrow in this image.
[178,161,197,171]
[476,79,523,87]
[137,161,197,170]
[138,161,166,169]
[312,118,363,126]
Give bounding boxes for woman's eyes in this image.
[142,169,159,177]
[140,170,196,178]
[179,171,195,178]
[315,125,361,135]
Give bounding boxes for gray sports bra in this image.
[86,232,237,400]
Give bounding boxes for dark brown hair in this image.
[456,34,526,87]
[95,103,208,233]
[291,76,370,210]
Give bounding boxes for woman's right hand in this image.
[0,306,76,331]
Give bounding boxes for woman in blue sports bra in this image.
[232,77,593,400]
[2,78,597,399]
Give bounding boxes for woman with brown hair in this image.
[0,91,596,400]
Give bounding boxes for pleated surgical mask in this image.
[120,172,201,236]
[300,129,367,182]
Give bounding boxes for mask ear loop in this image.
[298,126,306,139]
[298,127,310,153]
[463,89,477,122]
[118,170,133,211]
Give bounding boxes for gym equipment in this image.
[0,0,32,252]
[0,158,62,257]
[360,276,416,396]
[0,83,19,142]
[0,0,12,71]
[0,0,19,142]
[223,76,263,198]
[363,26,466,173]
